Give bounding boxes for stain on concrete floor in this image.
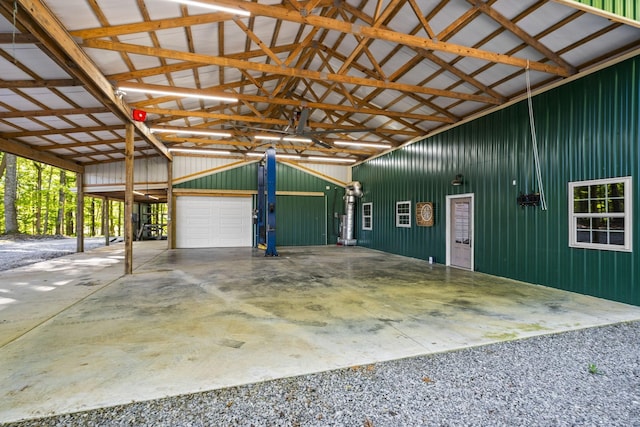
[1,243,640,423]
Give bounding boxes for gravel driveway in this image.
[0,235,114,271]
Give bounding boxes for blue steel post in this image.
[265,148,278,256]
[256,161,265,247]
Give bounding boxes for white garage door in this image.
[176,196,252,248]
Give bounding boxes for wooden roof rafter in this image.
[0,0,171,168]
[2,0,640,167]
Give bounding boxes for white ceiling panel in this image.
[0,53,35,80]
[0,0,637,170]
[58,88,105,109]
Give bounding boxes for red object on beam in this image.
[132,109,147,122]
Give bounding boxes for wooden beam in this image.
[0,106,110,119]
[167,160,174,249]
[2,125,124,138]
[161,136,374,155]
[0,33,39,43]
[124,123,134,275]
[82,39,501,104]
[13,0,171,161]
[143,106,401,134]
[343,4,506,102]
[68,0,335,40]
[34,137,143,150]
[76,172,84,252]
[0,137,84,173]
[69,12,231,39]
[232,16,284,66]
[121,81,454,123]
[336,0,401,75]
[0,78,82,88]
[204,0,571,76]
[407,0,436,40]
[469,0,575,74]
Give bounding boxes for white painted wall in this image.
[84,156,168,190]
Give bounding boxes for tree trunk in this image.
[66,191,75,236]
[66,208,74,236]
[43,165,53,234]
[117,201,122,236]
[4,154,18,234]
[33,162,43,234]
[90,197,96,237]
[0,152,6,178]
[56,170,66,235]
[109,199,114,236]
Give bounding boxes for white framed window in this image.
[568,176,632,252]
[396,201,411,228]
[362,202,373,230]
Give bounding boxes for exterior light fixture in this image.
[282,137,313,143]
[164,0,250,16]
[308,156,357,163]
[168,148,231,155]
[451,174,464,186]
[254,135,313,143]
[246,152,301,159]
[334,141,391,149]
[254,135,281,141]
[118,85,238,103]
[150,127,231,137]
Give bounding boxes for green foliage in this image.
[588,363,603,375]
[0,155,125,236]
[12,159,75,234]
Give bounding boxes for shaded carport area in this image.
[1,242,640,423]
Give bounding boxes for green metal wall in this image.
[573,0,639,20]
[174,163,257,191]
[276,195,326,245]
[174,162,344,244]
[353,56,639,305]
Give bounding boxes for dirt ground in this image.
[0,235,116,271]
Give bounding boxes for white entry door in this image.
[176,196,252,248]
[447,194,474,270]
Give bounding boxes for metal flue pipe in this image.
[338,181,363,246]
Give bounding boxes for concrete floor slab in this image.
[1,243,640,422]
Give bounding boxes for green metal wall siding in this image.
[174,163,257,190]
[276,195,326,245]
[354,56,639,305]
[573,0,639,20]
[174,162,343,244]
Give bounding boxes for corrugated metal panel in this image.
[174,161,255,190]
[277,195,326,246]
[174,161,345,244]
[292,163,351,184]
[85,157,168,185]
[573,0,640,21]
[172,157,246,182]
[353,56,639,306]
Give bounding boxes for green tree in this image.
[3,153,18,234]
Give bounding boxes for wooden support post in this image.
[167,159,174,249]
[124,123,134,275]
[76,172,84,253]
[103,197,110,247]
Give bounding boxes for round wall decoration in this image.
[416,202,434,227]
